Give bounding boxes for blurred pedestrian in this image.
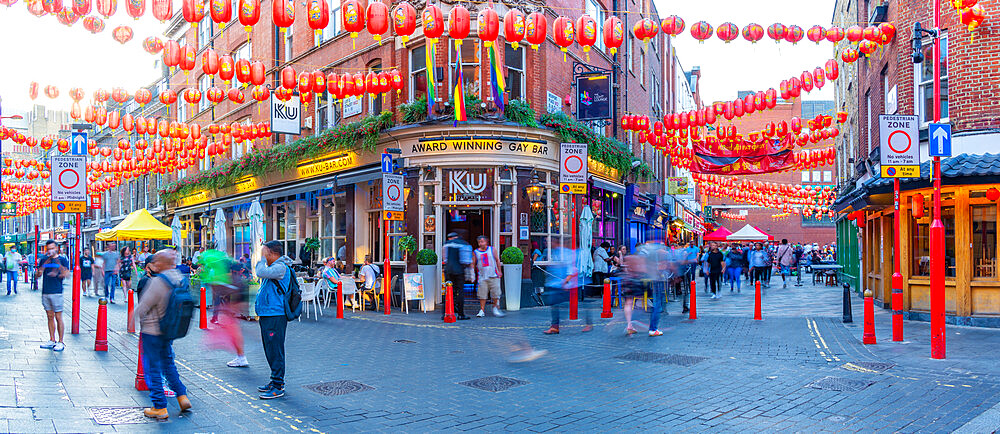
[749,243,769,287]
[473,235,504,318]
[254,241,293,399]
[592,241,612,293]
[206,262,250,368]
[725,245,745,293]
[120,246,135,298]
[80,248,94,297]
[620,254,646,335]
[4,246,22,295]
[102,243,120,303]
[775,239,795,288]
[130,249,192,419]
[36,241,68,351]
[441,232,472,320]
[543,239,592,334]
[706,243,725,299]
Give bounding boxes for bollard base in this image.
[443,314,457,324]
[94,341,108,352]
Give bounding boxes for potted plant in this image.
[415,248,438,311]
[397,235,417,261]
[500,246,524,311]
[303,237,320,264]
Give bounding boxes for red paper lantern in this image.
[179,44,196,73]
[911,194,925,218]
[846,25,863,42]
[125,0,143,18]
[235,59,252,85]
[392,1,416,45]
[206,86,224,104]
[134,88,151,106]
[272,0,294,30]
[448,5,470,41]
[503,8,526,49]
[365,0,388,43]
[716,22,738,43]
[83,16,105,33]
[112,25,133,44]
[741,23,763,43]
[308,0,330,38]
[183,88,201,105]
[690,21,713,42]
[210,0,231,27]
[478,6,500,47]
[251,85,270,102]
[602,16,622,55]
[202,48,219,75]
[784,25,804,44]
[575,14,596,55]
[143,36,163,54]
[826,26,845,43]
[858,40,878,56]
[250,61,265,86]
[878,22,896,44]
[800,71,814,93]
[525,12,546,50]
[552,16,574,55]
[390,70,404,94]
[813,67,826,89]
[660,15,684,36]
[862,26,882,43]
[159,89,176,105]
[228,87,244,103]
[72,0,91,16]
[96,0,114,17]
[281,66,297,89]
[806,25,825,44]
[297,71,312,94]
[237,0,259,30]
[767,23,786,43]
[422,5,443,40]
[841,47,859,63]
[182,0,205,25]
[311,70,326,94]
[825,59,840,80]
[111,87,128,103]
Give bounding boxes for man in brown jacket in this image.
[129,250,192,419]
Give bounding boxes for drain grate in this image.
[851,361,895,372]
[458,376,529,392]
[89,407,157,425]
[393,339,417,344]
[304,380,375,396]
[614,351,708,367]
[805,376,875,392]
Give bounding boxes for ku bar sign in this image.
[270,95,301,135]
[560,143,588,194]
[879,114,920,178]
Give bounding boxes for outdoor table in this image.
[810,264,843,285]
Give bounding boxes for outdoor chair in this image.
[338,278,360,312]
[298,280,322,320]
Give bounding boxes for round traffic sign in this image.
[561,184,570,192]
[887,130,912,154]
[886,167,896,176]
[386,184,401,201]
[58,168,80,190]
[563,155,584,174]
[56,203,66,211]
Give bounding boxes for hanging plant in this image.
[504,99,538,127]
[540,111,653,180]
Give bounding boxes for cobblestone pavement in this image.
[1,273,1000,433]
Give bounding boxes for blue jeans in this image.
[141,333,187,409]
[727,267,743,291]
[649,285,666,332]
[104,271,118,300]
[6,270,16,294]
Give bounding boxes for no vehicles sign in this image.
[879,114,920,178]
[51,155,87,213]
[559,142,588,194]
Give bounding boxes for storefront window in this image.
[529,174,569,263]
[911,206,956,277]
[274,202,298,260]
[973,205,997,278]
[499,183,514,249]
[233,225,250,258]
[589,189,619,249]
[319,193,348,261]
[421,183,435,250]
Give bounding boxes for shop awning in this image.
[592,176,626,195]
[95,208,173,241]
[727,224,770,241]
[702,227,732,241]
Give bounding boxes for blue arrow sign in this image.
[929,123,951,157]
[381,153,393,173]
[70,131,88,156]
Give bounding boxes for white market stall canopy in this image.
[726,224,771,241]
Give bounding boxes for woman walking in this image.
[119,246,135,299]
[80,248,94,297]
[706,244,725,299]
[725,245,745,293]
[620,255,646,335]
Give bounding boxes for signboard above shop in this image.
[406,137,554,160]
[575,73,612,121]
[270,95,302,135]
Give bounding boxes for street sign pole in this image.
[71,215,81,334]
[381,171,404,316]
[930,0,945,360]
[891,178,903,342]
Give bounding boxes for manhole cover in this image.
[304,380,375,396]
[458,376,529,392]
[393,339,417,344]
[614,351,708,367]
[851,361,895,372]
[89,407,156,425]
[805,376,875,392]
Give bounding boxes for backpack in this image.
[272,265,302,321]
[158,274,195,341]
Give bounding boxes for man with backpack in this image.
[254,240,297,399]
[130,250,192,419]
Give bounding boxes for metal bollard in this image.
[126,289,135,333]
[601,278,613,318]
[199,286,207,330]
[842,283,853,323]
[863,289,877,344]
[336,280,344,319]
[135,334,147,391]
[443,281,456,323]
[753,280,762,321]
[569,286,579,320]
[689,280,697,320]
[94,298,108,351]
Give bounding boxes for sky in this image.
[0,6,167,115]
[652,0,838,104]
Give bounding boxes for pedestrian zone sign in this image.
[50,155,87,213]
[382,173,404,219]
[879,114,920,178]
[559,142,588,194]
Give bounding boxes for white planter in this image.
[502,264,522,311]
[418,265,439,311]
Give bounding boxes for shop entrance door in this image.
[445,207,492,245]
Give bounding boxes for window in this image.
[450,40,481,99]
[176,101,187,123]
[284,24,293,61]
[231,0,238,22]
[801,171,810,182]
[233,42,252,62]
[911,205,955,277]
[274,201,298,260]
[367,61,383,115]
[528,172,570,263]
[319,192,348,260]
[410,45,428,102]
[626,39,632,72]
[865,91,871,151]
[232,117,251,159]
[198,74,212,113]
[200,151,212,171]
[197,16,213,49]
[823,171,832,183]
[585,0,605,51]
[637,48,645,86]
[915,35,948,124]
[504,43,525,101]
[649,68,658,113]
[321,0,341,43]
[973,205,996,278]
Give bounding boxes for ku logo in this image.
[274,103,299,120]
[449,170,486,194]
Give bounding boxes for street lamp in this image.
[525,171,544,210]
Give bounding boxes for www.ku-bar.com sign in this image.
[270,95,301,135]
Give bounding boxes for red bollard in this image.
[863,289,877,344]
[569,286,578,320]
[199,286,207,330]
[600,278,612,318]
[135,334,147,391]
[689,280,697,320]
[753,280,762,321]
[443,281,456,323]
[892,278,904,342]
[336,280,344,319]
[94,298,108,351]
[126,289,135,333]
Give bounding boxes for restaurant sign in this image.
[444,169,494,202]
[296,152,359,179]
[233,176,259,193]
[178,191,210,207]
[407,137,554,159]
[0,202,16,217]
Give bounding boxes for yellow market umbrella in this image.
[95,209,173,241]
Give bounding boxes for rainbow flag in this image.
[453,44,467,126]
[425,40,436,115]
[488,44,505,112]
